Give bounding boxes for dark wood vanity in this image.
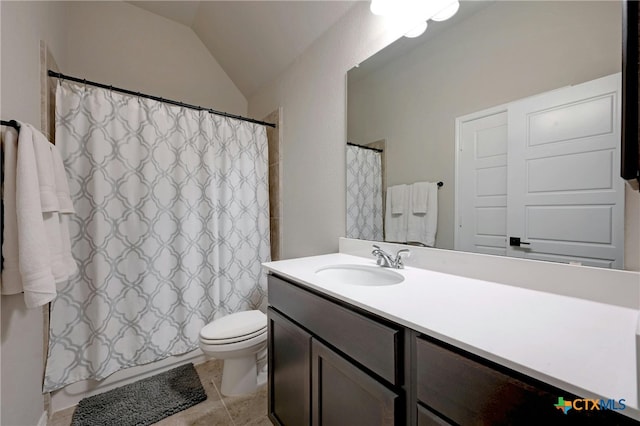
[267,273,638,426]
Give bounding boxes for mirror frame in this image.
[622,0,640,184]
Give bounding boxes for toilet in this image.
[199,310,268,396]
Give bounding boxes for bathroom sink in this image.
[314,264,404,287]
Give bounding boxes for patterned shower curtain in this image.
[346,144,383,241]
[43,81,271,391]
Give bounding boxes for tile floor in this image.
[49,359,271,426]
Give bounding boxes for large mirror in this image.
[346,0,636,270]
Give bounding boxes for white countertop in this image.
[263,253,640,420]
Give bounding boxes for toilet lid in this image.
[200,327,266,345]
[200,310,267,340]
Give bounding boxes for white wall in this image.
[64,1,247,115]
[248,2,402,258]
[1,2,69,424]
[347,1,622,251]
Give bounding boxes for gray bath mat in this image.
[71,363,207,426]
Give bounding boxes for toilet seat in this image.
[199,331,267,354]
[199,326,267,345]
[199,310,267,344]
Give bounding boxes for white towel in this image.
[12,123,57,307]
[31,124,77,283]
[51,147,77,275]
[34,132,59,212]
[1,127,22,296]
[52,147,74,213]
[412,181,429,214]
[385,185,410,242]
[389,184,407,215]
[407,182,438,247]
[1,123,77,308]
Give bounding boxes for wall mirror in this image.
[346,0,634,270]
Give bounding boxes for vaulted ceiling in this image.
[128,1,358,98]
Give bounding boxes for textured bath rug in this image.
[70,363,207,426]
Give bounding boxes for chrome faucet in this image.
[372,245,411,269]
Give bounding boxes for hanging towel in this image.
[1,123,77,308]
[411,181,430,214]
[385,185,410,242]
[407,182,438,247]
[424,182,438,246]
[51,147,77,275]
[389,184,407,214]
[30,125,76,281]
[52,147,74,213]
[1,127,22,296]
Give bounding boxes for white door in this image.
[507,73,623,268]
[456,73,624,268]
[456,108,508,256]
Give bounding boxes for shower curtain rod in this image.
[347,142,444,188]
[347,142,383,153]
[47,70,276,128]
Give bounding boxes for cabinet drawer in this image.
[416,336,564,425]
[416,336,639,425]
[268,274,401,385]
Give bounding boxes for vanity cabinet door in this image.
[311,339,399,426]
[268,308,311,426]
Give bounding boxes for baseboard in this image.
[37,411,47,426]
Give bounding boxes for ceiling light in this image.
[370,0,393,16]
[370,0,461,37]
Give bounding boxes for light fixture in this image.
[370,0,460,38]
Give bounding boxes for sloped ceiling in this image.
[128,1,358,98]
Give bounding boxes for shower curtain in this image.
[346,144,383,241]
[43,81,271,392]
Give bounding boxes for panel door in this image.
[456,108,509,256]
[311,339,399,426]
[507,73,624,268]
[268,308,311,426]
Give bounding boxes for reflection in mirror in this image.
[347,1,635,269]
[346,142,384,241]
